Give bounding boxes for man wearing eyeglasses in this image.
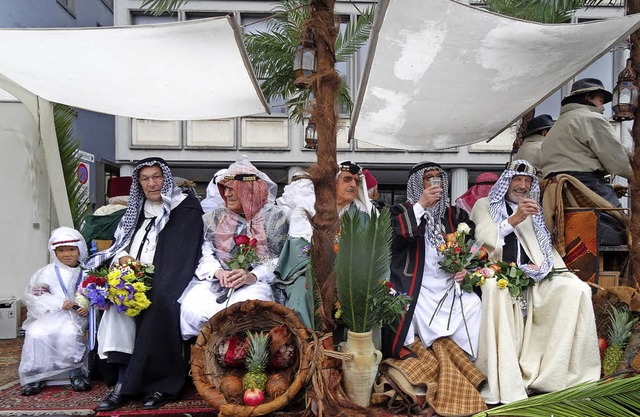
[273,161,374,329]
[336,161,375,216]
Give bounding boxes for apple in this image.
[243,388,265,406]
[598,337,608,356]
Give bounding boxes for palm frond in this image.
[306,249,325,332]
[54,104,89,230]
[484,0,586,23]
[336,208,392,333]
[335,7,375,63]
[140,0,188,16]
[472,374,640,417]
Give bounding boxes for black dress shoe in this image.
[21,381,43,396]
[95,382,125,411]
[142,391,170,409]
[70,375,91,392]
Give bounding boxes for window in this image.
[242,14,288,114]
[100,0,113,11]
[57,0,76,17]
[132,13,179,25]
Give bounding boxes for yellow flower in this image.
[107,270,121,280]
[437,243,446,252]
[497,278,509,289]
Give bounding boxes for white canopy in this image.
[0,16,268,120]
[350,0,640,150]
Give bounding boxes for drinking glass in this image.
[527,190,540,203]
[430,177,442,188]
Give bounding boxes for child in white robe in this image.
[19,227,91,395]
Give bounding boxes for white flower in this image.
[75,293,90,309]
[457,222,471,235]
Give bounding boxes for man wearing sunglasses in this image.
[336,161,374,216]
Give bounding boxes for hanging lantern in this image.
[293,29,317,89]
[612,58,639,121]
[304,118,318,149]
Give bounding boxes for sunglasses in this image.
[339,161,362,175]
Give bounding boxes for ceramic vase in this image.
[339,330,382,407]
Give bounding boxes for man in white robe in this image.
[470,159,600,404]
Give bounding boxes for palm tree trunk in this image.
[310,0,341,332]
[628,0,640,288]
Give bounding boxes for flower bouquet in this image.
[76,260,154,317]
[487,261,536,308]
[432,222,486,356]
[228,234,260,270]
[218,234,260,306]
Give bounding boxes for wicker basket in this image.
[191,300,311,417]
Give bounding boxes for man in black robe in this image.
[86,157,203,411]
[384,161,480,360]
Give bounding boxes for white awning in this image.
[350,0,640,150]
[0,16,268,120]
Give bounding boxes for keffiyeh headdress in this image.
[455,172,498,214]
[488,160,553,282]
[85,157,183,269]
[407,161,450,247]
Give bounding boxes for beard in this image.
[506,188,528,204]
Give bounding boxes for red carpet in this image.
[0,381,216,417]
[0,382,110,416]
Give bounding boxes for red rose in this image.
[384,281,394,290]
[234,235,250,246]
[249,238,258,248]
[453,246,462,254]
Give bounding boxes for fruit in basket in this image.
[219,375,244,403]
[243,331,269,390]
[265,372,289,399]
[243,388,264,406]
[598,337,608,358]
[603,306,637,375]
[268,342,296,370]
[217,334,249,367]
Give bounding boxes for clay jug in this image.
[339,330,382,406]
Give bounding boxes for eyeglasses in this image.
[340,174,362,186]
[339,161,362,175]
[139,174,163,183]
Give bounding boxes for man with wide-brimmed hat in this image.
[540,78,632,207]
[515,114,554,171]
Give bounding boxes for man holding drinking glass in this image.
[470,160,599,405]
[384,161,482,361]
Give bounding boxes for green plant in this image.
[54,104,89,230]
[472,374,640,416]
[335,208,409,333]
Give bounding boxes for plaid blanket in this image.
[541,174,628,256]
[372,338,486,416]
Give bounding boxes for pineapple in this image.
[602,306,638,375]
[243,331,269,390]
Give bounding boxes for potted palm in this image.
[335,208,410,406]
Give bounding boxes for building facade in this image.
[113,0,629,207]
